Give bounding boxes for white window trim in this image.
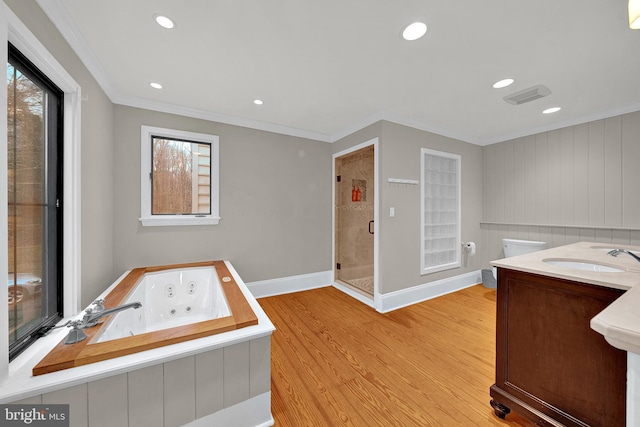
[140,125,220,226]
[420,148,461,275]
[1,3,82,383]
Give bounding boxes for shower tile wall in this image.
[336,146,374,283]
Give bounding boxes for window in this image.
[140,126,219,226]
[420,148,461,275]
[8,43,63,360]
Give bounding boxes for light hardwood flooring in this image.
[259,284,535,426]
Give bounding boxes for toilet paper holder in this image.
[462,241,476,256]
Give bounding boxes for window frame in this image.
[7,43,64,360]
[420,148,461,275]
[139,125,220,227]
[1,2,82,383]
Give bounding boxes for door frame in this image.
[332,137,380,311]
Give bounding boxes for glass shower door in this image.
[335,145,374,296]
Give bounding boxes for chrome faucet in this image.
[607,249,640,265]
[81,301,142,328]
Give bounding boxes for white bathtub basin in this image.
[94,266,231,343]
[543,259,625,273]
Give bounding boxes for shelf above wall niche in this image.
[387,178,419,185]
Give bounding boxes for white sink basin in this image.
[543,259,625,273]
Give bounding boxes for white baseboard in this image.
[248,269,482,314]
[184,392,273,427]
[247,270,331,298]
[378,270,482,313]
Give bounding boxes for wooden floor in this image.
[259,285,535,427]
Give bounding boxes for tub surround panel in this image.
[33,260,258,375]
[250,336,271,397]
[195,348,224,418]
[7,341,272,427]
[12,395,42,405]
[224,341,251,408]
[164,356,197,427]
[43,384,88,427]
[128,364,163,427]
[88,374,128,427]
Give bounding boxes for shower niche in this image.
[334,145,375,297]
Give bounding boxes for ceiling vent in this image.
[503,84,551,105]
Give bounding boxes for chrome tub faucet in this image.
[64,301,142,344]
[81,301,142,328]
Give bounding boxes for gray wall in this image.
[332,121,484,294]
[113,106,332,283]
[7,1,332,304]
[6,0,116,307]
[481,111,640,267]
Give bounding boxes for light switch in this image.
[390,207,395,217]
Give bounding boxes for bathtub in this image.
[3,260,274,427]
[33,260,258,376]
[95,266,231,342]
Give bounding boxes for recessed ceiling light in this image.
[543,107,561,114]
[154,14,175,29]
[253,99,263,105]
[402,22,427,41]
[630,0,640,29]
[150,82,163,89]
[493,78,514,89]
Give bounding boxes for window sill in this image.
[139,216,221,227]
[421,262,460,276]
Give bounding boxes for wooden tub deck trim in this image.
[33,261,258,376]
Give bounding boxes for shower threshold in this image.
[338,276,373,296]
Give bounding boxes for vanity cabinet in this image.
[490,268,627,426]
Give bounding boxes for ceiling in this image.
[38,0,640,145]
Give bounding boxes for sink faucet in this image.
[81,301,142,328]
[607,249,640,265]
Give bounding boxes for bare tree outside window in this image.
[152,137,211,215]
[8,44,63,359]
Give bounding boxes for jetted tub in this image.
[95,266,231,342]
[33,260,258,376]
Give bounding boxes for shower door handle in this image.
[368,220,374,235]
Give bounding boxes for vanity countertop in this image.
[491,241,640,354]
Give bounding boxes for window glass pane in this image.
[8,45,62,360]
[8,63,46,345]
[151,137,211,215]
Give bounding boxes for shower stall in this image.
[334,143,375,298]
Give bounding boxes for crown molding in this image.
[477,101,640,146]
[35,1,640,148]
[37,0,119,100]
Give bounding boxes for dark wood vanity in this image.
[490,268,627,426]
